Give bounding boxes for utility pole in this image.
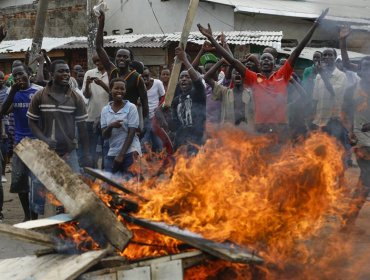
[29,0,49,73]
[87,0,99,69]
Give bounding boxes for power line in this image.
[146,0,166,35]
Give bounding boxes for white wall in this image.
[104,0,234,35]
[234,13,338,42]
[0,0,33,8]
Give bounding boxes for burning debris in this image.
[0,125,364,279]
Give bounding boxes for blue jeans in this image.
[141,126,163,153]
[104,153,135,177]
[30,149,80,215]
[86,121,100,168]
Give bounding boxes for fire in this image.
[58,221,100,252]
[125,127,353,278]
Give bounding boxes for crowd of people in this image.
[0,8,369,228]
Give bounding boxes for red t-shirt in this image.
[244,61,293,124]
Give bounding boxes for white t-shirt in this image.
[82,68,110,122]
[147,79,165,119]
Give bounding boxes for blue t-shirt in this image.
[12,84,43,143]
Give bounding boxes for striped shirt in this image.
[27,84,88,155]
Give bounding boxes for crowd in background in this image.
[0,9,369,230]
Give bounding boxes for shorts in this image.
[10,154,31,193]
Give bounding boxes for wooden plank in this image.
[151,259,183,280]
[84,167,148,202]
[0,223,55,248]
[164,0,200,107]
[117,267,151,280]
[0,249,110,280]
[122,214,264,264]
[14,213,74,230]
[15,138,132,251]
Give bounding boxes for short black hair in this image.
[114,48,134,61]
[12,63,31,76]
[131,60,144,74]
[109,77,126,89]
[50,59,68,74]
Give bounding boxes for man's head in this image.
[12,60,23,69]
[50,60,70,87]
[92,53,104,71]
[259,52,275,73]
[12,64,30,90]
[115,48,133,69]
[231,68,243,87]
[142,67,151,86]
[358,56,370,83]
[0,71,4,88]
[76,71,85,87]
[263,47,278,60]
[130,60,144,74]
[72,64,83,78]
[160,68,170,84]
[313,51,322,65]
[178,70,192,93]
[109,78,126,101]
[322,48,337,69]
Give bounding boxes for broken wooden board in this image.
[80,251,204,280]
[0,223,55,248]
[122,214,264,264]
[0,248,110,280]
[14,213,74,230]
[15,138,132,251]
[164,0,200,107]
[84,167,148,202]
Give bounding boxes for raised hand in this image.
[197,23,213,39]
[201,41,214,52]
[0,25,7,42]
[175,46,187,63]
[315,8,329,24]
[339,25,351,39]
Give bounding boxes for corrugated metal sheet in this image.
[0,37,82,53]
[278,46,367,61]
[0,30,283,53]
[164,30,283,48]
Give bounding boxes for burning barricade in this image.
[0,128,363,280]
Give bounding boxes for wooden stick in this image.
[122,214,264,264]
[15,138,132,251]
[0,223,55,248]
[84,167,148,202]
[163,0,200,107]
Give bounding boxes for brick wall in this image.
[0,0,87,40]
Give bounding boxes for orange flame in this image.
[58,221,100,252]
[125,128,354,277]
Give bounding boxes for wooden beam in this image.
[84,167,148,202]
[14,213,74,230]
[0,248,110,280]
[122,214,264,264]
[0,223,55,248]
[163,0,199,107]
[15,138,132,251]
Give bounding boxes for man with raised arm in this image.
[197,9,328,142]
[168,46,206,153]
[95,11,148,122]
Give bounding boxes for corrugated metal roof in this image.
[0,30,282,53]
[206,0,370,25]
[0,37,82,53]
[278,46,367,61]
[125,36,168,48]
[164,30,283,48]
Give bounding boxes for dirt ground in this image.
[1,162,370,279]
